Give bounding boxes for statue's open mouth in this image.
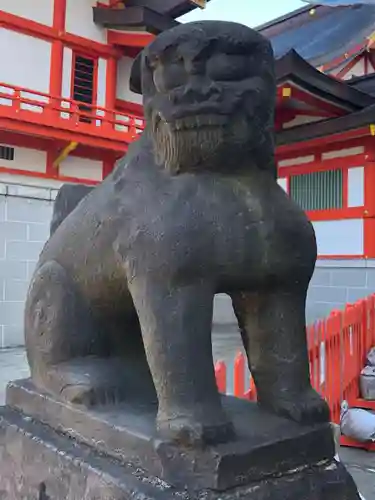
[152,109,226,173]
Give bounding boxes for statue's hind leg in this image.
[25,261,94,375]
[25,261,155,406]
[25,260,101,403]
[231,285,330,425]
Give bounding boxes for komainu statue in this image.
[24,21,330,447]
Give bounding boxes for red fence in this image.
[215,294,375,427]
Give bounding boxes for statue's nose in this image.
[181,75,221,103]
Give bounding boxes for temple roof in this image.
[276,50,375,112]
[274,51,375,147]
[277,103,375,147]
[258,4,375,73]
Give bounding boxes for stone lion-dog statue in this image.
[24,21,330,447]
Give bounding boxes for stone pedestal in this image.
[0,379,361,499]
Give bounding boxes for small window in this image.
[290,169,343,211]
[0,145,15,161]
[72,54,96,123]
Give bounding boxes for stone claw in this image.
[157,413,235,447]
[260,388,330,425]
[40,357,135,408]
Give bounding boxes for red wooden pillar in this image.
[102,57,118,178]
[105,56,117,111]
[49,0,66,121]
[363,142,375,257]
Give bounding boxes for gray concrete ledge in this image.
[0,182,59,202]
[317,259,375,269]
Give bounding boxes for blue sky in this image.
[181,0,307,27]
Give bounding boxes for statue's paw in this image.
[261,388,330,425]
[43,357,131,407]
[157,413,235,447]
[39,357,156,407]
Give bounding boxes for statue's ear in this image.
[129,52,142,95]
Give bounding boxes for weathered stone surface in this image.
[7,379,335,491]
[24,20,328,451]
[0,406,360,500]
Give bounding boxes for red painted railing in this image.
[214,294,375,447]
[0,82,145,141]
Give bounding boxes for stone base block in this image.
[0,406,361,500]
[6,379,336,491]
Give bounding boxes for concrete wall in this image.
[0,184,55,348]
[306,260,375,323]
[212,261,375,329]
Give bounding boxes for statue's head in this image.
[130,21,276,174]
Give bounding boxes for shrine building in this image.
[263,3,375,323]
[2,1,375,346]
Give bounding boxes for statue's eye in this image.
[153,59,187,92]
[207,54,249,82]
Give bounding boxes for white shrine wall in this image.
[116,55,143,105]
[65,0,107,44]
[0,0,53,26]
[0,144,104,184]
[0,29,52,94]
[61,47,73,99]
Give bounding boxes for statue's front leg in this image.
[128,276,235,447]
[231,286,330,425]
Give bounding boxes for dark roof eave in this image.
[277,105,375,146]
[349,73,375,97]
[276,50,375,110]
[93,6,179,35]
[122,0,210,19]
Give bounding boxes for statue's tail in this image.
[50,184,94,235]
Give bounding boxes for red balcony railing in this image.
[0,82,145,149]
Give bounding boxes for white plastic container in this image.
[360,365,375,400]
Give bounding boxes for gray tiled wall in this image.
[306,261,375,323]
[213,264,375,329]
[0,186,55,347]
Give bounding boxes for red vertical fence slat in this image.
[308,323,317,391]
[214,294,375,442]
[247,376,257,401]
[233,353,246,398]
[215,361,227,394]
